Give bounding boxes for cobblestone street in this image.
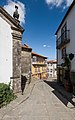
[0,80,75,120]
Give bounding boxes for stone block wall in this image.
[12,33,22,93]
[21,47,32,84]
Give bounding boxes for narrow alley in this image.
[0,80,75,120]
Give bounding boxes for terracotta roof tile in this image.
[32,52,47,59]
[47,60,57,63]
[21,44,32,50]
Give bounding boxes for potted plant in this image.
[63,54,73,92]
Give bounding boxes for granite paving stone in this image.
[0,79,75,120]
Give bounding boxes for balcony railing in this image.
[32,61,47,66]
[56,30,70,49]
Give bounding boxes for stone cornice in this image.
[22,47,32,52]
[12,33,22,40]
[11,26,24,33]
[0,7,24,33]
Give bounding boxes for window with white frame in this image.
[32,56,37,62]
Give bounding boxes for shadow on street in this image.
[44,80,75,108]
[21,75,27,95]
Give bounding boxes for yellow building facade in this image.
[32,52,48,79]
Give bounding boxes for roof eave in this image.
[32,52,47,59]
[0,7,24,33]
[55,0,75,35]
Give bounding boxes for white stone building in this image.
[0,6,24,92]
[55,1,75,83]
[47,60,57,78]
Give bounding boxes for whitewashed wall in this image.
[0,17,13,84]
[47,63,57,78]
[57,4,75,71]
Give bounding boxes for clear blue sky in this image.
[0,0,70,60]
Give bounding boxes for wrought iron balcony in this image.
[56,30,70,49]
[32,61,47,66]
